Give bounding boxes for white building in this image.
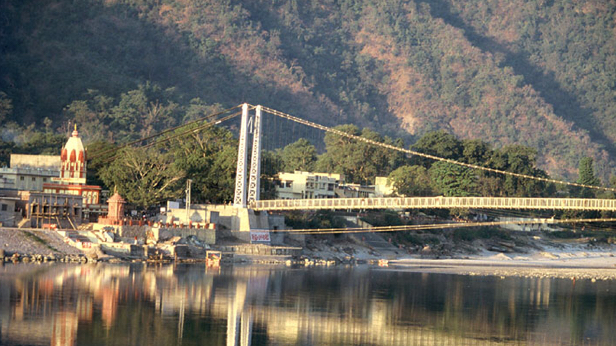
[0,154,60,191]
[276,171,343,199]
[374,176,395,197]
[335,183,375,198]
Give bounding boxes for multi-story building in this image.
[335,183,375,198]
[0,154,61,191]
[276,171,343,199]
[0,193,20,227]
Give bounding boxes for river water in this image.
[0,263,615,346]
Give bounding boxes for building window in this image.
[1,204,7,211]
[43,178,47,182]
[20,176,24,181]
[32,177,36,181]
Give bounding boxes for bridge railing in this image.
[251,197,616,211]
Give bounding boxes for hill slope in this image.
[1,0,614,180]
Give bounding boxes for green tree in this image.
[280,138,317,172]
[462,139,493,165]
[388,165,433,196]
[16,131,67,156]
[575,156,601,198]
[168,123,238,204]
[99,146,185,209]
[260,150,284,200]
[317,125,394,184]
[487,145,553,197]
[63,89,114,142]
[410,131,463,168]
[85,140,118,188]
[429,161,477,197]
[109,83,180,141]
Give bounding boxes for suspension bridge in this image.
[95,102,616,234]
[223,104,616,213]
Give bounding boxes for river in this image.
[0,263,614,345]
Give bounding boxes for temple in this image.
[42,126,102,206]
[22,126,105,228]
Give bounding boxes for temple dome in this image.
[60,125,87,181]
[64,127,85,162]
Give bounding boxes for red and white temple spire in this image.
[60,124,86,183]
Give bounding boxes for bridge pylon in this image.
[233,104,262,208]
[247,105,262,204]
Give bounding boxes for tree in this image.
[168,123,238,204]
[429,161,477,197]
[109,83,180,141]
[260,150,284,200]
[575,156,601,198]
[99,146,185,209]
[486,145,553,197]
[0,92,12,125]
[388,165,433,196]
[410,131,463,168]
[317,125,394,184]
[462,139,493,165]
[63,89,114,142]
[85,140,118,188]
[280,138,317,172]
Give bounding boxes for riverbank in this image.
[1,228,616,279]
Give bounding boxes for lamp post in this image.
[185,179,192,224]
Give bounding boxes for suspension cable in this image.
[260,105,616,193]
[276,217,616,235]
[88,104,245,159]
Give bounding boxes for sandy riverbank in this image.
[386,244,616,280]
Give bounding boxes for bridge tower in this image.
[233,104,262,208]
[247,105,262,204]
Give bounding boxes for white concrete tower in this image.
[233,104,250,207]
[247,105,262,204]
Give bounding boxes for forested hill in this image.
[1,0,615,180]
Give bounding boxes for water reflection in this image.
[0,263,615,345]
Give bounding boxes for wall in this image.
[10,154,61,170]
[153,227,216,245]
[164,207,219,225]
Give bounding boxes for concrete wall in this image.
[154,227,216,245]
[100,242,145,257]
[0,198,19,227]
[164,208,219,225]
[10,154,61,170]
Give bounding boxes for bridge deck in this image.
[252,197,616,211]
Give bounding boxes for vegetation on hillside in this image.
[1,0,615,181]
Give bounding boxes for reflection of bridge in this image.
[252,196,616,211]
[228,103,616,213]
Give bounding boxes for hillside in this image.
[1,0,615,180]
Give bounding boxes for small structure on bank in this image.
[97,191,125,226]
